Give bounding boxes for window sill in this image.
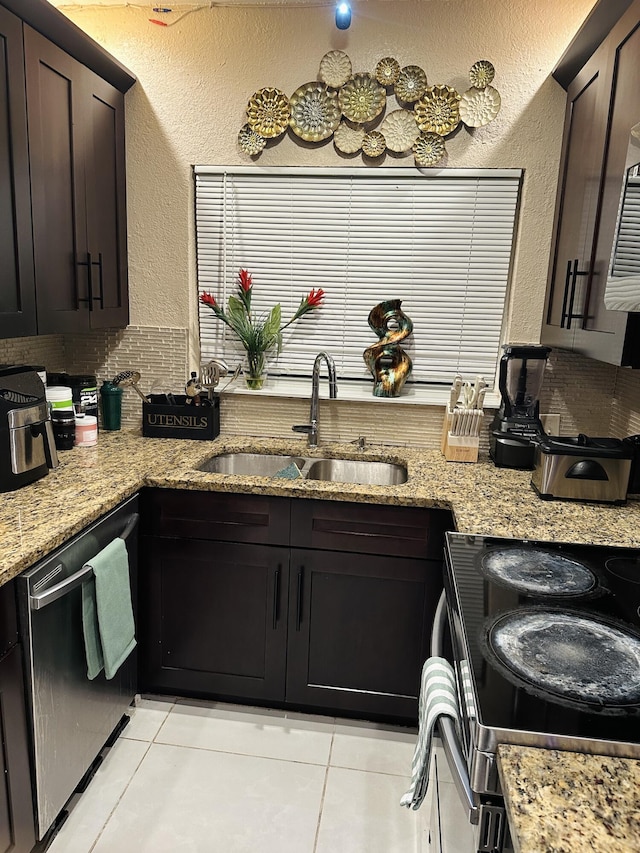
[218,376,500,408]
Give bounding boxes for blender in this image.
[490,344,551,469]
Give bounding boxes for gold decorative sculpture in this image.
[363,300,413,397]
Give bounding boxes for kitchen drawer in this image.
[290,499,451,559]
[140,488,290,545]
[0,580,18,657]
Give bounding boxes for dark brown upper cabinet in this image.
[0,5,36,338]
[542,0,640,367]
[25,26,129,334]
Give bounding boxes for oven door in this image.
[430,591,513,853]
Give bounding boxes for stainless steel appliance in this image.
[16,496,138,841]
[434,531,640,853]
[0,365,58,491]
[531,434,634,504]
[489,345,550,470]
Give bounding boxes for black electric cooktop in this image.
[444,532,640,748]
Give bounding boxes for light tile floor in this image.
[47,697,448,853]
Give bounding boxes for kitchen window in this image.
[195,166,522,391]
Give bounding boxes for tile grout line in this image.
[88,739,154,853]
[312,725,336,853]
[86,702,176,852]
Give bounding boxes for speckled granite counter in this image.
[498,745,640,853]
[1,429,639,586]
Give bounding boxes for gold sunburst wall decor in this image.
[237,53,501,169]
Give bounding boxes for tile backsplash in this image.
[0,328,638,443]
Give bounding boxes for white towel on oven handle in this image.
[400,656,460,811]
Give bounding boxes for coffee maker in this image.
[490,344,551,469]
[0,365,58,491]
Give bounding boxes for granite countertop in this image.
[1,429,639,587]
[498,745,640,853]
[3,430,640,847]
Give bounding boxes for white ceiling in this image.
[47,0,338,6]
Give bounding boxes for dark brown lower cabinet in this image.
[286,549,440,719]
[139,537,288,703]
[139,489,450,722]
[0,643,36,853]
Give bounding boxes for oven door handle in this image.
[432,590,479,824]
[29,513,139,611]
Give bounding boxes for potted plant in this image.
[200,269,325,389]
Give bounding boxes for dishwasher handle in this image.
[29,512,139,611]
[431,589,479,824]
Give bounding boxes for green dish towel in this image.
[81,537,136,680]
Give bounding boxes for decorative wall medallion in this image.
[375,57,401,87]
[319,50,352,88]
[362,131,387,158]
[459,85,501,128]
[380,109,419,153]
[339,73,387,123]
[414,85,461,136]
[334,121,365,154]
[238,123,267,155]
[289,82,341,142]
[394,65,428,103]
[413,131,446,166]
[237,56,500,168]
[469,59,495,89]
[246,87,290,138]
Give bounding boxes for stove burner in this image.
[479,546,599,597]
[482,607,640,714]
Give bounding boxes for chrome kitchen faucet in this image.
[292,352,338,447]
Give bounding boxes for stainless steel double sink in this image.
[197,452,408,486]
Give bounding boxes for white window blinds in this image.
[195,167,522,385]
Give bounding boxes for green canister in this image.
[100,381,123,430]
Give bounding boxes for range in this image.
[433,531,640,853]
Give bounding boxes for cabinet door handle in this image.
[560,259,572,328]
[272,565,281,629]
[563,258,589,330]
[296,566,304,631]
[76,252,94,309]
[92,252,105,309]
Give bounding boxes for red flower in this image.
[238,269,253,292]
[306,288,325,308]
[200,292,217,308]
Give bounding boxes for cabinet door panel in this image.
[581,15,640,364]
[542,47,610,348]
[0,645,36,853]
[141,488,290,546]
[291,499,448,560]
[0,6,36,337]
[139,537,288,702]
[25,25,88,334]
[84,73,128,328]
[287,549,441,720]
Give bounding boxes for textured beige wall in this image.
[58,0,595,351]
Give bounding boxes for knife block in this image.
[441,408,480,463]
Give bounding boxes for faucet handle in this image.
[351,435,366,450]
[292,424,313,434]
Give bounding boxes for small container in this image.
[46,386,73,413]
[75,415,98,447]
[100,381,123,431]
[68,374,99,421]
[51,411,76,451]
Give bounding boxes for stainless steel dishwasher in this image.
[16,495,138,841]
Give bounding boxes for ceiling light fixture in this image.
[335,1,351,30]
